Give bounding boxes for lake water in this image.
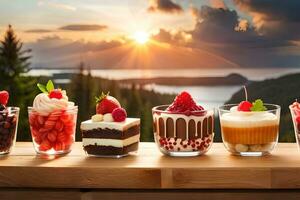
[29,68,300,108]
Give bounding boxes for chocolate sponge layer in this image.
[81,125,140,139]
[84,142,139,156]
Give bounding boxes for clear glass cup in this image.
[28,106,78,155]
[290,105,300,147]
[0,107,19,155]
[219,104,280,156]
[152,105,214,157]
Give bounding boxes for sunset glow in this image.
[133,31,150,45]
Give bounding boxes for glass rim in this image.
[152,104,214,114]
[28,106,78,112]
[0,106,20,114]
[218,103,281,112]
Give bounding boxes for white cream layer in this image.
[82,134,140,148]
[80,118,140,131]
[220,111,279,128]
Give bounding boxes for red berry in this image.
[112,107,127,122]
[0,90,9,106]
[49,89,63,99]
[167,91,203,112]
[96,93,121,114]
[237,101,253,112]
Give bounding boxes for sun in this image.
[133,31,149,44]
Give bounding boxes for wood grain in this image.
[0,142,300,189]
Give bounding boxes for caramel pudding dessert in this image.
[81,92,140,157]
[152,91,214,156]
[219,87,280,156]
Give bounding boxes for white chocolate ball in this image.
[103,113,114,122]
[91,114,103,122]
[235,144,249,152]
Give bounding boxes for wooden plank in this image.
[0,142,300,189]
[2,189,300,200]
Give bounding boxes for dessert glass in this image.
[219,104,280,156]
[0,107,19,155]
[28,106,78,155]
[152,105,214,157]
[290,105,300,147]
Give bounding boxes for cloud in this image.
[234,0,300,39]
[148,0,183,14]
[38,1,76,11]
[58,24,108,31]
[151,28,191,45]
[25,29,53,33]
[210,0,227,9]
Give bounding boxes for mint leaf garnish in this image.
[46,80,54,92]
[37,83,47,93]
[250,99,267,112]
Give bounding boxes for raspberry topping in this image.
[167,91,203,113]
[0,90,9,106]
[112,107,127,122]
[49,89,63,99]
[237,101,252,112]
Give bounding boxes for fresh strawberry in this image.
[49,89,63,99]
[0,90,9,106]
[167,91,202,112]
[96,92,121,114]
[112,107,127,122]
[237,101,253,112]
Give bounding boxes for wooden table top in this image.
[0,142,300,189]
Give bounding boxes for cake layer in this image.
[84,142,139,156]
[81,124,140,139]
[80,118,140,131]
[82,134,140,148]
[220,112,278,128]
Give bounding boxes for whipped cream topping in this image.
[32,91,75,115]
[220,106,279,127]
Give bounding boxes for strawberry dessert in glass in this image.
[28,80,78,155]
[0,90,19,155]
[290,101,300,147]
[152,91,214,157]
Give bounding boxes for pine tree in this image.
[0,25,36,141]
[0,25,31,82]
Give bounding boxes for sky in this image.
[0,0,300,69]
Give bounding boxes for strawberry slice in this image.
[49,89,63,99]
[96,92,121,114]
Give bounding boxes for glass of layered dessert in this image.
[290,101,300,147]
[219,87,280,156]
[152,91,214,157]
[0,91,19,155]
[28,80,78,155]
[80,92,140,157]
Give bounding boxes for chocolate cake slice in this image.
[81,118,140,156]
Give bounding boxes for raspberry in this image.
[49,89,63,99]
[167,91,203,112]
[237,101,252,112]
[0,91,9,106]
[112,107,127,122]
